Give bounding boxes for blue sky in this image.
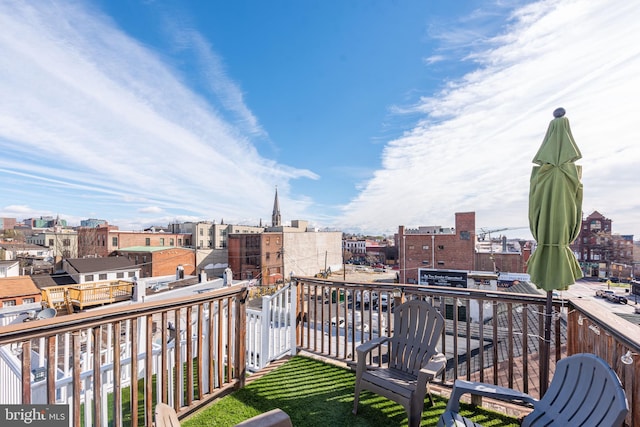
[1,0,639,240]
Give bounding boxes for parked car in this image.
[596,289,614,298]
[606,293,628,304]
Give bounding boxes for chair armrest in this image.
[355,336,389,357]
[445,379,538,412]
[417,352,446,391]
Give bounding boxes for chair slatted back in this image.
[523,353,628,427]
[388,299,444,375]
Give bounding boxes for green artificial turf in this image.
[183,355,520,427]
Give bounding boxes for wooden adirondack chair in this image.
[438,353,629,427]
[353,299,446,427]
[154,403,180,427]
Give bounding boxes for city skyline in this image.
[1,1,639,240]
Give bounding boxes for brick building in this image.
[0,276,42,311]
[78,225,191,258]
[571,211,635,279]
[397,212,476,284]
[115,247,196,278]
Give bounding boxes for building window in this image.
[116,272,124,279]
[2,300,16,307]
[266,252,270,260]
[408,245,414,250]
[160,238,165,246]
[460,231,471,240]
[145,238,150,246]
[63,239,70,246]
[49,239,54,246]
[422,245,429,250]
[85,274,94,281]
[23,298,35,304]
[99,273,107,280]
[170,238,174,246]
[200,229,204,236]
[266,237,270,245]
[128,272,136,277]
[422,260,430,264]
[438,245,445,250]
[112,237,118,246]
[437,261,445,266]
[178,239,183,246]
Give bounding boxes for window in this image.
[266,252,270,260]
[63,239,70,246]
[160,238,165,246]
[200,229,204,236]
[49,239,54,246]
[422,245,429,250]
[112,237,118,246]
[2,300,16,307]
[460,231,471,240]
[99,273,107,280]
[422,260,430,264]
[266,237,270,245]
[116,272,124,279]
[178,239,183,246]
[408,245,414,250]
[438,245,445,250]
[170,238,174,246]
[23,298,35,304]
[145,238,150,246]
[437,261,445,266]
[128,272,136,278]
[85,274,94,281]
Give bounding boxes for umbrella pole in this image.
[540,290,552,396]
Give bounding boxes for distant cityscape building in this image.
[80,218,108,228]
[397,212,476,284]
[24,215,67,229]
[228,188,341,283]
[0,218,17,231]
[272,187,281,227]
[26,229,78,260]
[571,210,634,280]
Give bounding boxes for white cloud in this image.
[339,0,640,238]
[0,1,315,227]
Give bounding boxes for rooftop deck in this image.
[0,278,638,426]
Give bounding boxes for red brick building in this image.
[115,247,196,278]
[397,212,476,284]
[78,225,192,258]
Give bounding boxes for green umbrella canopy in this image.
[527,109,584,291]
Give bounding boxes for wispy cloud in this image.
[339,0,640,238]
[0,1,315,229]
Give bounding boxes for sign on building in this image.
[419,269,468,288]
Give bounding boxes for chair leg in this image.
[352,382,361,414]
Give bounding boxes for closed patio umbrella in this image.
[527,107,583,394]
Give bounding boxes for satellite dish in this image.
[36,308,57,320]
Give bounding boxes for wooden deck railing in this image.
[0,286,248,427]
[567,298,640,425]
[294,278,566,399]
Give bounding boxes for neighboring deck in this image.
[41,280,134,314]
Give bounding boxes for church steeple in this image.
[272,186,281,227]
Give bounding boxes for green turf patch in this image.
[183,356,520,426]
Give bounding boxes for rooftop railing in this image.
[0,285,248,427]
[0,277,638,426]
